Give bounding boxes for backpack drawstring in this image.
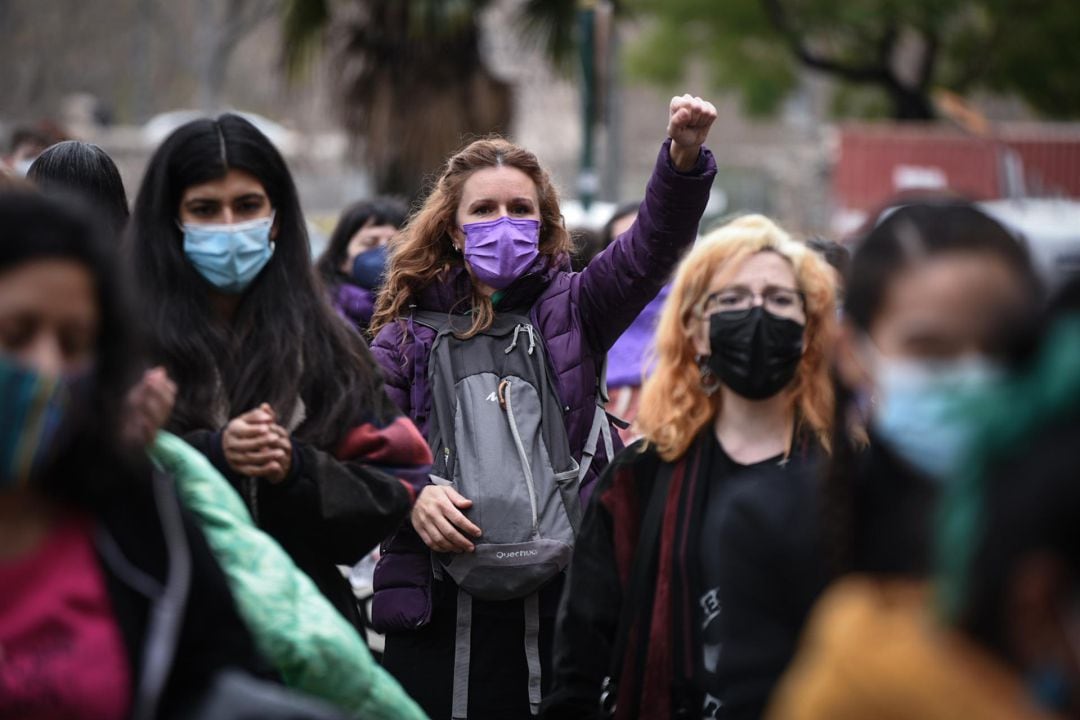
[505,324,538,356]
[525,325,536,355]
[505,325,521,354]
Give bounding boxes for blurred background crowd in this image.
[3,0,1079,274]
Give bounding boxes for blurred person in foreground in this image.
[769,280,1080,720]
[544,215,837,719]
[697,200,1041,719]
[315,197,407,335]
[0,191,265,717]
[21,132,427,715]
[28,140,130,240]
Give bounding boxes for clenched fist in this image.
[667,94,718,172]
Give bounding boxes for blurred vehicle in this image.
[980,199,1080,290]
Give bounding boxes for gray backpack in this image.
[414,310,613,718]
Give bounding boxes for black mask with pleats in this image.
[707,306,805,400]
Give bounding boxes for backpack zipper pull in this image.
[497,378,510,410]
[506,324,524,355]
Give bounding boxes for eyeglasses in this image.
[702,285,805,316]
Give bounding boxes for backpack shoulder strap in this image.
[524,593,543,716]
[412,309,533,337]
[451,588,472,720]
[579,403,615,484]
[597,351,611,405]
[410,309,457,335]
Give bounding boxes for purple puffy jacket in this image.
[331,280,376,333]
[369,139,716,631]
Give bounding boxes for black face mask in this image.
[707,306,805,400]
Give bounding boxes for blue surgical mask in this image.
[0,354,71,490]
[181,213,275,294]
[350,244,389,291]
[871,352,1003,482]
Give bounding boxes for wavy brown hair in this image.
[636,215,837,462]
[370,137,571,339]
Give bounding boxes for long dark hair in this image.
[0,191,142,507]
[27,141,129,240]
[315,196,407,287]
[822,200,1040,575]
[127,114,395,447]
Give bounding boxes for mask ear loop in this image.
[693,301,722,396]
[266,210,277,254]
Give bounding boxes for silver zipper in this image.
[502,380,539,532]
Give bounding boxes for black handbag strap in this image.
[600,460,675,717]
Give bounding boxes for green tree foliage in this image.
[282,0,582,197]
[980,0,1080,118]
[283,0,510,197]
[625,0,1080,120]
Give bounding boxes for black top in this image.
[703,436,937,720]
[542,429,824,720]
[695,437,789,717]
[850,439,939,576]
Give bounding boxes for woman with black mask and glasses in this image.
[544,214,837,720]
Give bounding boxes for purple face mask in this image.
[461,216,540,290]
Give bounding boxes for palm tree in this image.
[282,0,581,198]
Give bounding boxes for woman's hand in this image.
[122,366,177,447]
[411,485,483,553]
[667,94,718,172]
[262,423,292,483]
[222,403,292,482]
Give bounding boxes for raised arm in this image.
[578,95,718,353]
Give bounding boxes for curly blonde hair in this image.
[369,138,571,339]
[636,215,837,462]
